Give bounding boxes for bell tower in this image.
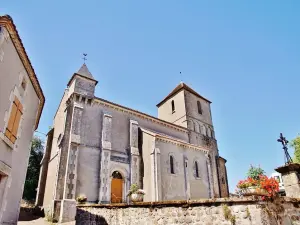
[157,82,227,197]
[67,63,98,98]
[156,82,215,148]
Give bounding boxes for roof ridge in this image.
[94,96,188,133]
[156,82,211,107]
[76,63,94,80]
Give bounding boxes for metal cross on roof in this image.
[83,53,87,63]
[277,133,293,165]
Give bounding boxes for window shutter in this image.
[5,97,23,144]
[12,109,22,139]
[5,100,18,141]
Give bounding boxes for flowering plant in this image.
[259,175,279,199]
[236,166,279,199]
[136,189,146,195]
[127,184,145,196]
[76,194,87,203]
[237,177,259,189]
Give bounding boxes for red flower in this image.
[236,174,279,200]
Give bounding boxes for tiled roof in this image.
[0,15,45,129]
[67,63,98,86]
[77,63,94,80]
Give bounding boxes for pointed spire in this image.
[76,63,94,80]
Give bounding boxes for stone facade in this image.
[76,197,300,225]
[37,64,228,222]
[218,157,230,198]
[0,15,45,225]
[276,163,300,198]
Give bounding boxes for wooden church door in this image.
[111,171,123,203]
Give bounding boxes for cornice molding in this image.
[94,98,188,133]
[156,136,209,154]
[0,15,45,129]
[140,127,209,153]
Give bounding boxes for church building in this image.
[36,64,229,221]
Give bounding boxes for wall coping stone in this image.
[77,197,300,209]
[276,163,300,173]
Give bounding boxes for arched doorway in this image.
[111,171,123,203]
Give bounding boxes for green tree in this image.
[290,135,300,163]
[22,136,44,201]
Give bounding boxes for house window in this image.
[171,100,175,113]
[195,161,200,178]
[222,177,225,184]
[21,78,27,90]
[5,97,23,144]
[197,101,202,114]
[170,155,175,174]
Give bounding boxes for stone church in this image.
[36,64,229,220]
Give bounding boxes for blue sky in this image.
[2,1,300,192]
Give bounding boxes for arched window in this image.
[171,100,175,113]
[170,155,175,174]
[197,101,202,114]
[201,125,206,135]
[195,161,199,178]
[112,171,123,179]
[207,128,211,137]
[195,122,199,133]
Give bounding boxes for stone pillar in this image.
[99,114,112,203]
[210,153,220,198]
[155,148,162,201]
[35,128,54,206]
[129,120,141,187]
[184,157,191,200]
[275,163,300,198]
[63,144,79,199]
[150,149,156,201]
[59,199,77,223]
[150,148,162,201]
[63,104,82,200]
[206,154,214,198]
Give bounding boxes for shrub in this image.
[127,184,145,196]
[247,165,265,180]
[76,194,87,203]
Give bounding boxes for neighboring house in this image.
[271,172,285,196]
[36,63,229,222]
[0,15,45,224]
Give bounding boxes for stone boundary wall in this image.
[76,197,300,225]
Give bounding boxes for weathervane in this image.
[83,53,87,63]
[277,133,293,165]
[180,71,183,83]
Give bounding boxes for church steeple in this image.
[66,63,98,98]
[76,63,95,80]
[67,63,98,87]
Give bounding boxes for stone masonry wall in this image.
[218,158,229,198]
[76,197,300,225]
